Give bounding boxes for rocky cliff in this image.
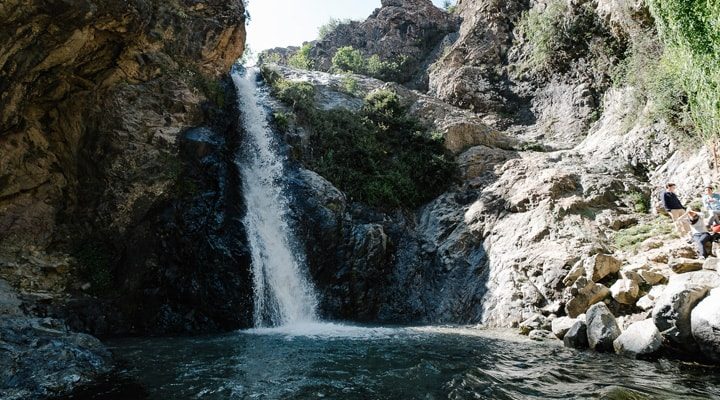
[1,0,247,397]
[259,0,720,363]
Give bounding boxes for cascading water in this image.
[232,68,319,327]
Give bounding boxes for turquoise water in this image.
[68,323,720,399]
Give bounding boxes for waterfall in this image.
[232,68,319,327]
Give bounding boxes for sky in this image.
[245,0,450,54]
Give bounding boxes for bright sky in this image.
[245,0,450,53]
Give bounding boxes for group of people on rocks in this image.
[662,183,720,259]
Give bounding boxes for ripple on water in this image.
[62,325,720,400]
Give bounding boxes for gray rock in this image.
[529,329,553,341]
[551,316,577,339]
[668,270,720,289]
[613,319,662,357]
[638,268,667,285]
[563,320,589,349]
[0,280,22,316]
[669,258,705,274]
[565,279,610,318]
[584,254,622,282]
[652,282,708,349]
[610,272,640,304]
[636,295,655,311]
[519,314,548,335]
[691,288,720,362]
[586,303,621,352]
[703,257,719,271]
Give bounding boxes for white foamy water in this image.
[244,322,404,340]
[232,68,319,327]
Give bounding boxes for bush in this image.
[268,78,457,209]
[288,44,313,70]
[332,46,409,82]
[628,191,650,213]
[341,75,359,95]
[318,18,351,40]
[332,46,366,74]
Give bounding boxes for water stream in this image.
[232,68,318,327]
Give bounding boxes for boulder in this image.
[638,268,667,285]
[669,258,704,274]
[668,270,720,289]
[586,303,621,352]
[565,280,610,318]
[584,254,622,282]
[636,295,655,311]
[703,257,719,271]
[519,314,548,335]
[613,319,662,357]
[652,282,708,349]
[609,272,641,304]
[529,329,553,341]
[691,288,720,362]
[551,316,577,339]
[563,320,589,349]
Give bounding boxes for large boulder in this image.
[551,316,578,339]
[565,278,610,318]
[610,271,641,304]
[585,254,622,282]
[668,270,720,289]
[652,282,708,349]
[613,319,662,357]
[691,288,720,362]
[586,303,621,352]
[669,258,705,274]
[563,320,589,349]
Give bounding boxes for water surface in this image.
[73,323,720,399]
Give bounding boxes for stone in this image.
[584,254,622,282]
[565,280,610,318]
[563,260,586,286]
[529,329,553,341]
[636,295,655,311]
[669,258,704,274]
[691,288,720,362]
[563,320,589,349]
[668,271,720,289]
[638,268,667,285]
[652,282,708,349]
[0,280,22,316]
[703,257,720,271]
[613,319,663,357]
[586,303,621,352]
[609,272,641,304]
[519,314,547,335]
[551,316,577,340]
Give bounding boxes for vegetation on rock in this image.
[265,71,457,209]
[331,46,408,82]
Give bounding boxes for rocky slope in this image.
[1,0,247,397]
[259,0,720,363]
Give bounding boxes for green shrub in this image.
[270,81,457,209]
[273,111,290,131]
[288,43,313,70]
[332,46,366,74]
[318,18,351,40]
[647,0,720,144]
[332,46,409,82]
[341,74,359,95]
[613,217,674,251]
[628,191,650,213]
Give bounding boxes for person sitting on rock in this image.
[702,185,720,227]
[678,207,715,259]
[662,183,691,238]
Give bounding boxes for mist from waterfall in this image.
[232,68,318,327]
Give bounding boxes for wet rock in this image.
[0,317,111,400]
[551,316,578,339]
[529,329,553,341]
[613,319,662,357]
[691,288,720,362]
[669,258,704,274]
[652,283,708,349]
[586,303,621,352]
[563,320,589,349]
[0,280,22,316]
[519,314,548,335]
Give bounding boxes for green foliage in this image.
[318,18,351,40]
[628,191,650,213]
[273,111,290,131]
[268,78,457,209]
[288,44,313,70]
[74,242,113,295]
[262,51,282,64]
[647,0,720,143]
[341,74,359,95]
[515,0,620,75]
[331,46,408,82]
[443,0,457,13]
[613,217,674,251]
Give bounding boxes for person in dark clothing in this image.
[662,183,690,237]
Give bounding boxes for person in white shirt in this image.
[679,208,715,259]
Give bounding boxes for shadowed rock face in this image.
[1,0,251,336]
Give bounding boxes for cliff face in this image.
[1,1,247,396]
